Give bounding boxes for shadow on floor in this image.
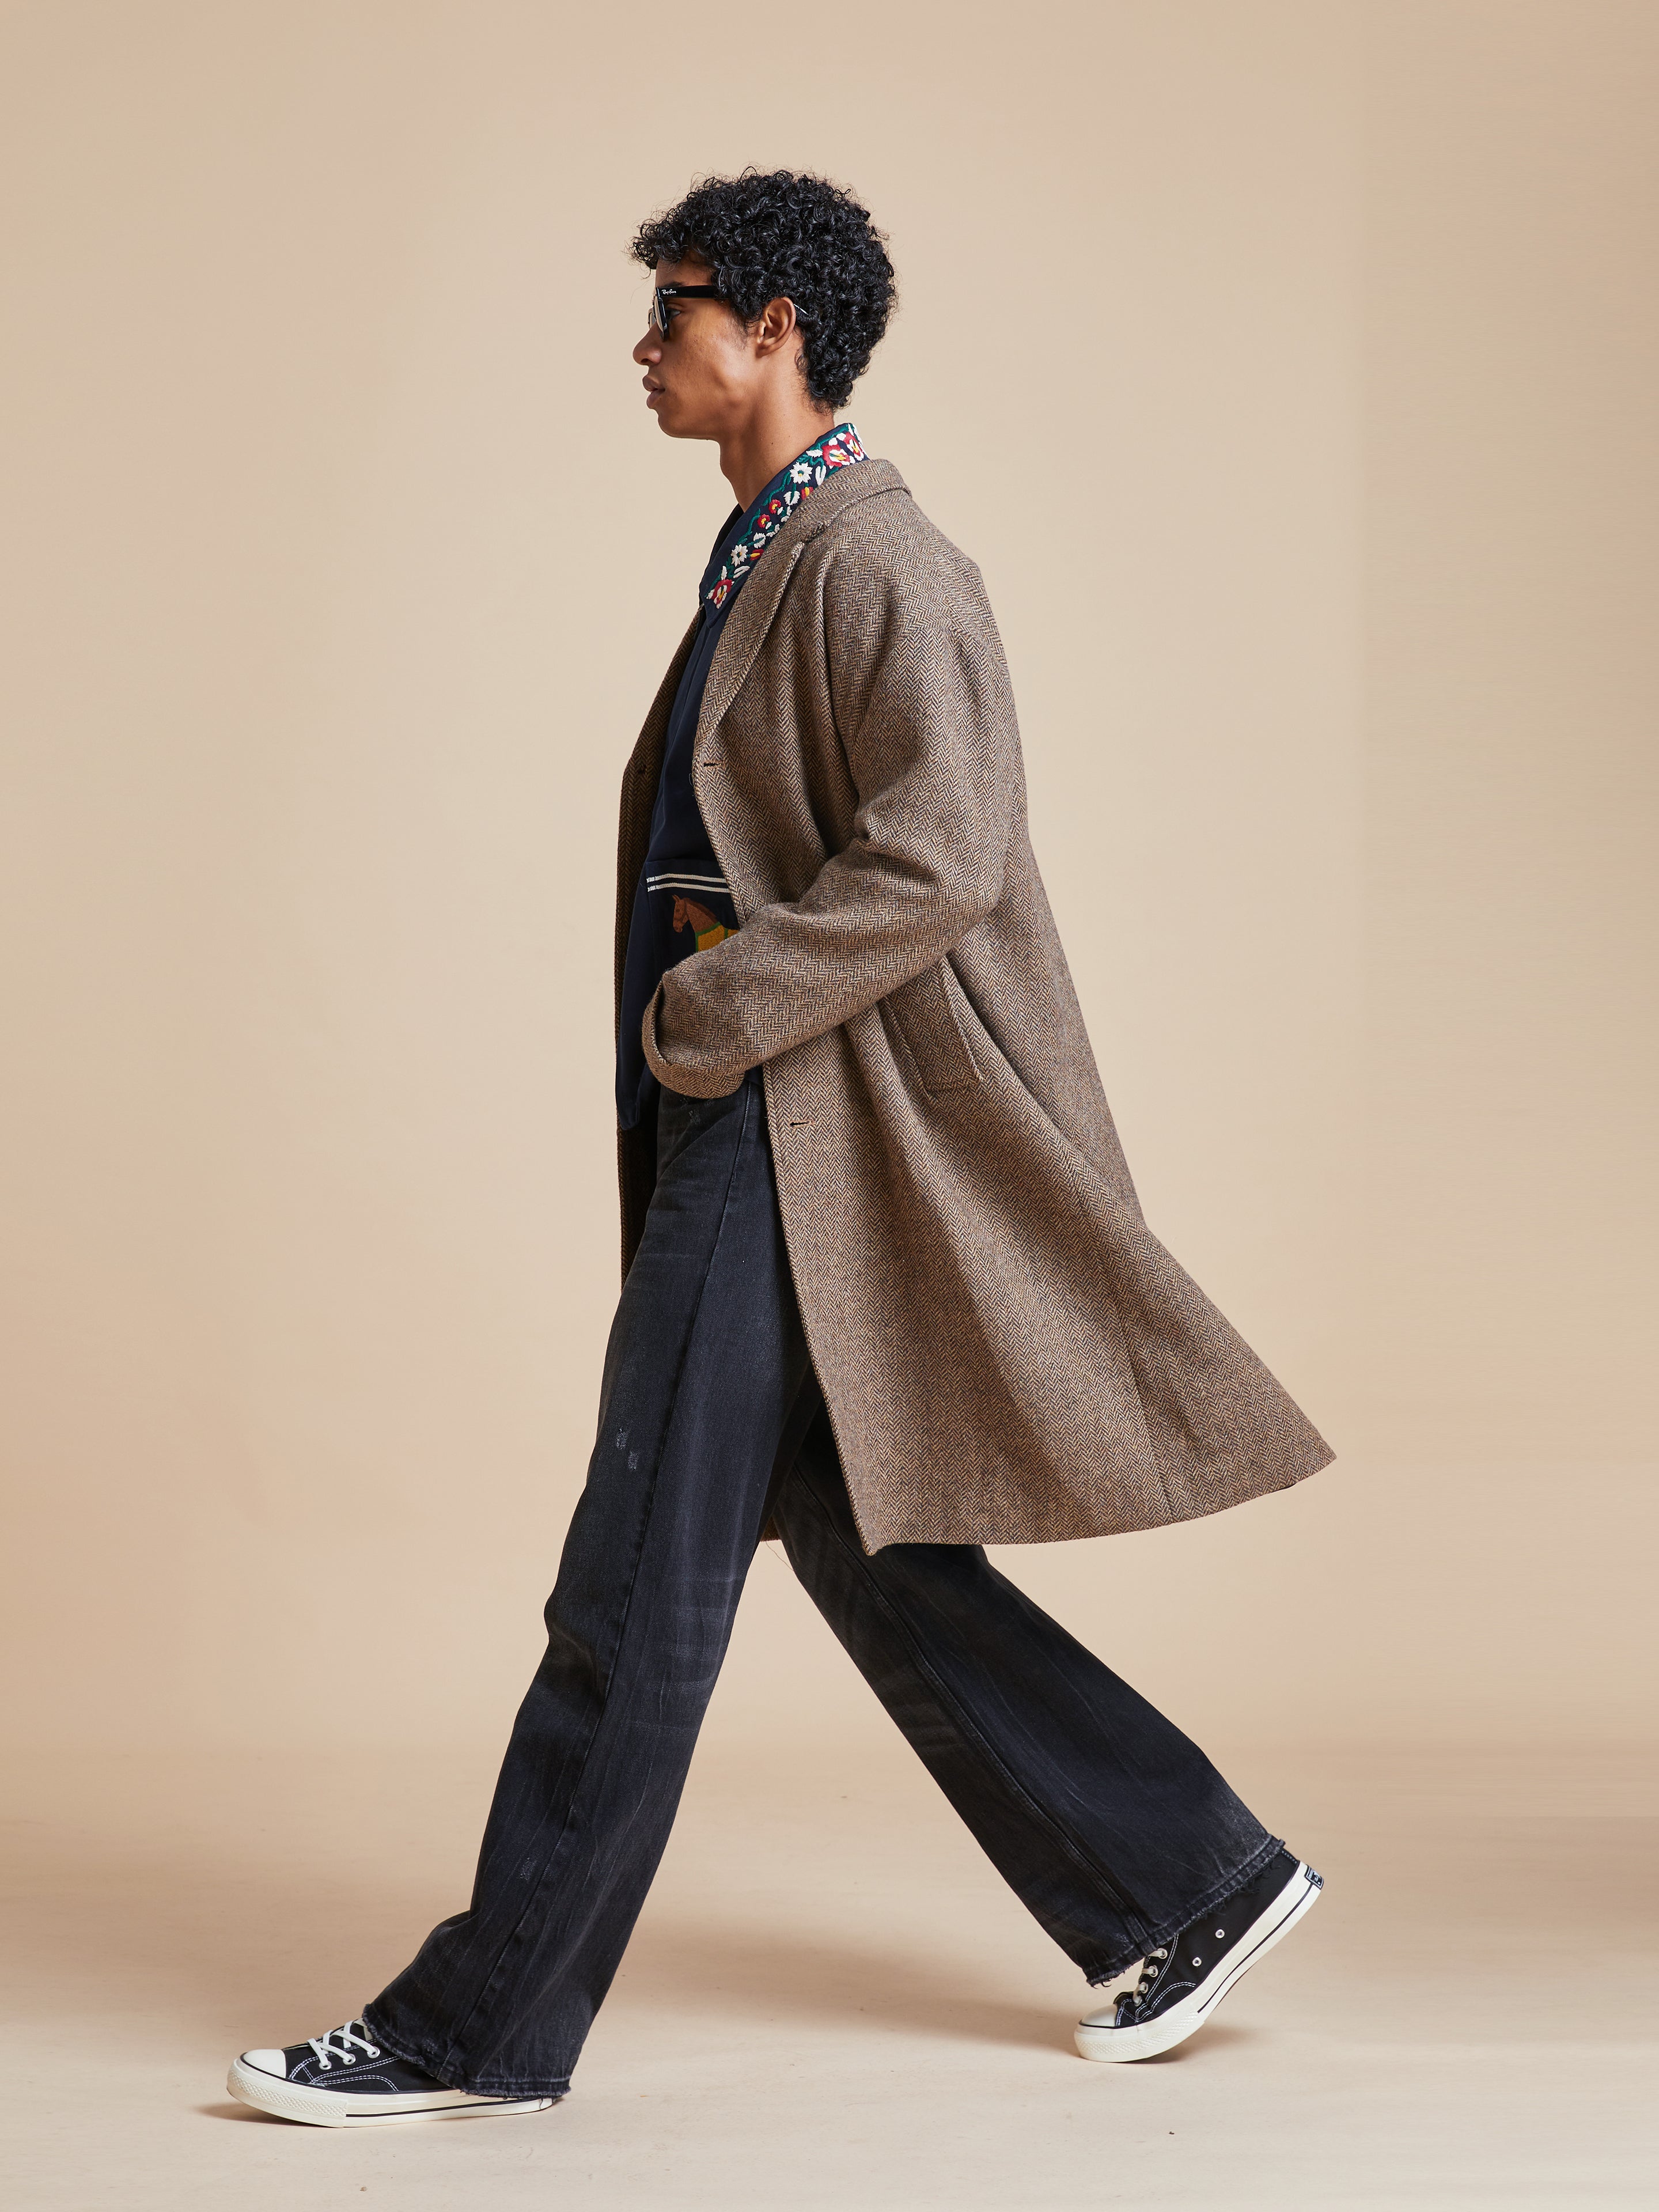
[2,1819,1120,2062]
[606,1912,1109,2053]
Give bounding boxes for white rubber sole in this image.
[1074,1858,1324,2063]
[226,2055,557,2128]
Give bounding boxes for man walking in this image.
[229,168,1332,2128]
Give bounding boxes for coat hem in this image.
[849,1437,1336,1553]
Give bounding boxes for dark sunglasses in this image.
[647,282,724,335]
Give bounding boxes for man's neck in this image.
[719,398,838,513]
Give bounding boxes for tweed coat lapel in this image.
[694,457,907,753]
[615,459,896,1049]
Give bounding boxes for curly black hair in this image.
[630,168,896,410]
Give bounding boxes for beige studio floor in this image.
[6,1580,1654,2210]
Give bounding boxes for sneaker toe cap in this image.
[237,2048,290,2080]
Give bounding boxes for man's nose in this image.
[632,326,661,365]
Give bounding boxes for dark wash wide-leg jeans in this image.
[363,1069,1281,2098]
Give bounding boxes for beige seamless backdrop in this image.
[1,0,1654,1762]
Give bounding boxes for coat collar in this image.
[704,422,869,611]
[696,456,909,745]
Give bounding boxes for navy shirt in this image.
[615,422,868,1129]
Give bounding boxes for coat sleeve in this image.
[641,542,1020,1099]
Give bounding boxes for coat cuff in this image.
[641,974,747,1099]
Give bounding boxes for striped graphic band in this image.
[646,872,729,893]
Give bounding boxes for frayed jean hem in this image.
[1080,1831,1287,1988]
[358,2004,573,2103]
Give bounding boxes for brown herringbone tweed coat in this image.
[616,456,1334,1552]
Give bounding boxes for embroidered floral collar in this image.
[704,422,867,611]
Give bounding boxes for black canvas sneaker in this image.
[227,2018,559,2127]
[1075,1847,1323,2062]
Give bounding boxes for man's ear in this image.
[753,295,800,359]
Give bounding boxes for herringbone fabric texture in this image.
[616,458,1334,1551]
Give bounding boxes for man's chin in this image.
[649,403,717,442]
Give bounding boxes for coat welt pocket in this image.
[881,959,983,1096]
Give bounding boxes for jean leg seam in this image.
[434,1081,760,2082]
[782,1467,1156,1946]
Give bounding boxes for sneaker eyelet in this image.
[1215,1928,1225,1938]
[1192,1957,1203,1968]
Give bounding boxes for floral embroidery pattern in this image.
[704,421,867,610]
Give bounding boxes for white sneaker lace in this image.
[307,2018,382,2071]
[1129,1947,1169,2005]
